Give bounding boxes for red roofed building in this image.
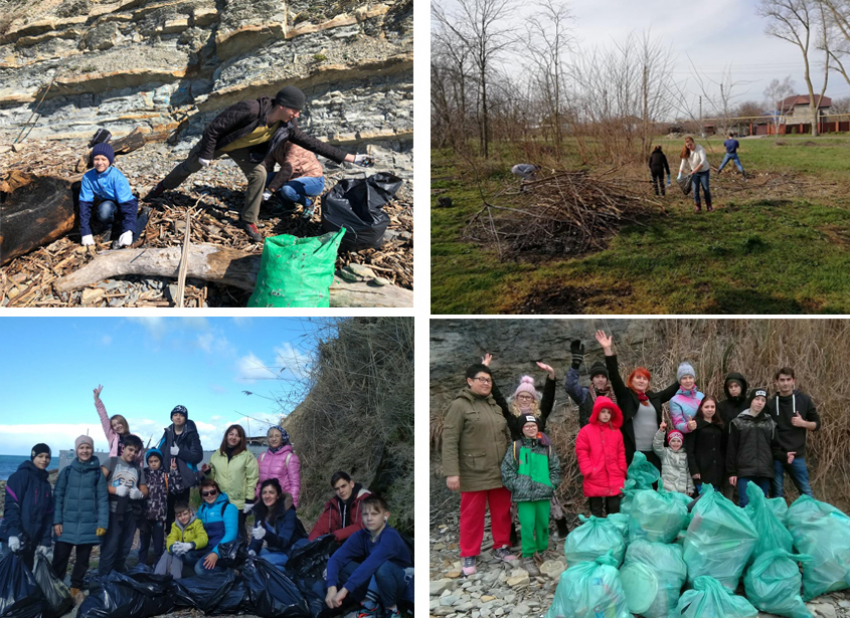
[778,94,832,123]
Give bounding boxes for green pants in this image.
[517,500,551,557]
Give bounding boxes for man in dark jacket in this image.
[157,405,204,528]
[564,339,616,428]
[717,372,749,428]
[648,146,670,196]
[308,471,372,543]
[145,86,373,241]
[766,367,819,499]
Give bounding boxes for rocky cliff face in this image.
[0,0,412,151]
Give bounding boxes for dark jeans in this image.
[772,457,814,499]
[239,511,247,542]
[99,512,137,575]
[371,561,414,608]
[737,477,770,508]
[94,200,149,240]
[691,170,711,206]
[588,496,621,518]
[167,488,191,531]
[650,169,666,196]
[138,519,165,565]
[53,542,94,589]
[184,548,225,577]
[336,561,369,603]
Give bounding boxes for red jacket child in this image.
[575,396,627,498]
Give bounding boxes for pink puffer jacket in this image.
[256,445,301,507]
[95,398,144,465]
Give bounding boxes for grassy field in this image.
[431,135,850,314]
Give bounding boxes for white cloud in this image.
[236,352,277,383]
[197,332,215,353]
[210,415,223,420]
[274,342,314,379]
[127,317,210,340]
[127,317,168,339]
[101,335,112,346]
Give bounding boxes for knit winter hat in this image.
[91,142,115,166]
[31,443,51,461]
[667,430,684,445]
[677,362,696,381]
[75,435,94,450]
[514,376,538,400]
[171,405,188,419]
[521,414,540,430]
[146,449,163,465]
[751,388,768,400]
[274,86,306,111]
[589,361,609,380]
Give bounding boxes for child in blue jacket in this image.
[183,479,239,576]
[0,444,55,570]
[78,143,148,248]
[325,496,413,618]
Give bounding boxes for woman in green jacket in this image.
[200,424,259,541]
[442,363,514,576]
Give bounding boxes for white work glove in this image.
[7,536,20,552]
[170,445,179,456]
[199,158,211,167]
[251,526,266,540]
[677,173,683,181]
[115,484,129,497]
[262,190,272,202]
[353,154,375,167]
[81,234,94,246]
[248,549,257,558]
[37,545,53,561]
[243,502,254,514]
[129,487,144,500]
[172,542,191,555]
[118,230,133,247]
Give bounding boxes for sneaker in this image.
[493,546,517,562]
[240,220,263,242]
[144,181,165,201]
[357,601,379,618]
[384,608,401,618]
[461,556,477,576]
[300,198,316,220]
[523,557,540,576]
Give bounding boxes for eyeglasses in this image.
[201,490,218,497]
[516,394,535,401]
[472,377,492,385]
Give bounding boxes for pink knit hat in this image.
[514,376,538,400]
[667,430,684,444]
[75,435,94,450]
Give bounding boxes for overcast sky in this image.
[0,317,323,456]
[435,0,850,114]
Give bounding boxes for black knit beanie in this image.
[31,443,51,461]
[274,86,306,111]
[171,405,188,420]
[589,361,609,380]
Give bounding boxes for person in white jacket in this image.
[677,136,713,212]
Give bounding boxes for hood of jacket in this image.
[589,396,623,428]
[334,482,365,510]
[176,511,198,532]
[724,372,749,402]
[70,455,102,473]
[739,408,771,422]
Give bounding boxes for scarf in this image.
[269,444,284,454]
[588,383,617,405]
[634,390,649,403]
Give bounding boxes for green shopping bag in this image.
[248,229,345,307]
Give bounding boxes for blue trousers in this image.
[335,560,414,608]
[265,173,325,206]
[691,170,711,205]
[183,548,224,577]
[737,477,770,508]
[718,153,744,173]
[772,457,814,499]
[257,537,309,569]
[98,513,137,574]
[95,200,148,239]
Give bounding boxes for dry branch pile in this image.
[463,168,663,258]
[0,138,412,307]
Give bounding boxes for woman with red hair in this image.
[594,331,679,472]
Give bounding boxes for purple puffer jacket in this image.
[256,445,301,507]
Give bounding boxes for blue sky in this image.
[0,317,325,456]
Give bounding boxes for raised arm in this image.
[656,380,680,404]
[537,362,556,421]
[94,385,116,445]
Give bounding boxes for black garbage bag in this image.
[172,569,235,614]
[33,555,73,618]
[321,173,403,252]
[677,173,693,196]
[0,551,44,618]
[216,540,249,569]
[295,576,342,618]
[209,577,249,616]
[243,558,310,618]
[287,536,338,580]
[78,570,174,618]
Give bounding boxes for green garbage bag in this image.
[627,451,660,489]
[619,563,658,615]
[743,549,812,618]
[606,513,629,537]
[628,488,688,544]
[768,497,789,523]
[247,229,345,307]
[623,539,687,618]
[620,484,636,516]
[563,515,625,567]
[675,575,758,618]
[785,494,850,600]
[743,482,794,563]
[682,485,757,590]
[547,552,630,618]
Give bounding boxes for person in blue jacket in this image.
[248,478,308,568]
[325,495,413,618]
[716,132,746,179]
[183,478,239,576]
[52,435,109,605]
[78,143,149,248]
[0,443,55,570]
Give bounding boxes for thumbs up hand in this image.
[791,412,806,428]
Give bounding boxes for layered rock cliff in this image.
[0,0,412,150]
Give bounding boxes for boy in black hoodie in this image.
[766,367,819,499]
[156,405,204,529]
[717,372,748,501]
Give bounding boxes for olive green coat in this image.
[441,388,511,492]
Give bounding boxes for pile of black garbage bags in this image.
[0,536,340,618]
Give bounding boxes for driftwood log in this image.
[53,244,413,307]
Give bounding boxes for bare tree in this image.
[758,0,831,135]
[686,60,752,135]
[829,94,850,113]
[431,12,475,150]
[820,0,850,91]
[432,0,516,157]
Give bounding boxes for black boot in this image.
[556,517,569,539]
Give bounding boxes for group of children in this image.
[0,391,413,618]
[497,351,819,576]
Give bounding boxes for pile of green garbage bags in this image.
[547,465,850,618]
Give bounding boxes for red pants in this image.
[459,486,512,557]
